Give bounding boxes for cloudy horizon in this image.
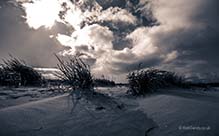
[0,0,218,82]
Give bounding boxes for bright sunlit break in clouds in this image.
[20,0,62,29]
[0,0,219,82]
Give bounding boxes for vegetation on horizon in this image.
[0,56,44,86]
[94,77,116,87]
[127,68,186,95]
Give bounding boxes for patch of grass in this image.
[0,56,44,86]
[127,68,185,95]
[55,55,93,90]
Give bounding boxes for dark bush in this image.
[127,68,185,95]
[55,55,93,90]
[0,67,20,86]
[0,56,43,86]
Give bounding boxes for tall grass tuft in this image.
[127,68,185,95]
[0,56,43,86]
[55,55,93,90]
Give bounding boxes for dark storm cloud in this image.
[112,36,132,50]
[149,0,219,80]
[95,0,127,10]
[112,56,162,73]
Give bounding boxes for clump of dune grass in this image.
[0,56,43,86]
[54,55,126,115]
[127,68,185,95]
[0,66,21,86]
[55,55,93,90]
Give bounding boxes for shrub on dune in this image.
[55,55,93,90]
[0,56,43,86]
[127,68,185,95]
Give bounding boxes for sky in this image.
[0,0,218,82]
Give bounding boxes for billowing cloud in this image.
[99,7,137,24]
[3,0,218,82]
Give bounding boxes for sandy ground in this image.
[0,88,156,136]
[0,86,219,136]
[135,88,219,136]
[0,86,68,109]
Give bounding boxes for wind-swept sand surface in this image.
[136,89,219,136]
[0,91,156,136]
[0,87,219,136]
[0,87,68,109]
